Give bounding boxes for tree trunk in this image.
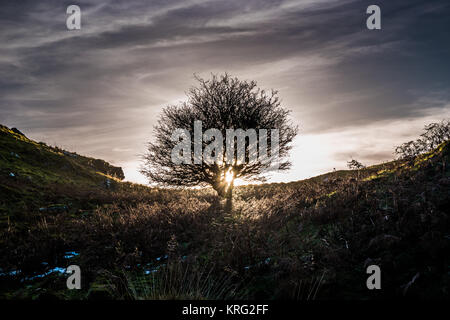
[212,181,234,211]
[212,182,226,198]
[224,182,233,212]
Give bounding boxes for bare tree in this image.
[141,74,298,198]
[347,159,365,170]
[395,119,450,160]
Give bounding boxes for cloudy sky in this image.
[1,0,449,184]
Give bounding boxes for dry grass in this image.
[1,142,449,300]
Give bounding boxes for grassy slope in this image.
[0,124,449,300]
[0,125,126,219]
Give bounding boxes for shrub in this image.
[395,119,450,159]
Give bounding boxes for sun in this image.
[224,168,234,184]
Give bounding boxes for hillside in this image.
[0,125,125,219]
[0,125,449,300]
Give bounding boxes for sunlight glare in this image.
[224,168,234,184]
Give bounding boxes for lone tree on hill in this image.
[141,74,298,198]
[347,158,365,170]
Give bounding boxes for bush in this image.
[395,119,450,159]
[347,159,365,170]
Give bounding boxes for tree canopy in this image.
[142,74,298,197]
